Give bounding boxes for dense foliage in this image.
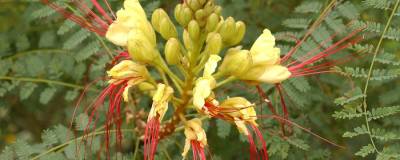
[1,0,400,159]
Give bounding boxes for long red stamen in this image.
[191,141,206,160]
[288,29,363,72]
[41,0,110,36]
[247,130,259,160]
[91,0,114,23]
[144,117,161,160]
[251,124,269,160]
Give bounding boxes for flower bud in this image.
[206,13,219,32]
[219,47,252,76]
[152,8,177,39]
[226,21,246,46]
[188,20,200,40]
[174,4,184,24]
[183,30,195,52]
[175,4,193,27]
[205,32,222,55]
[198,0,207,6]
[195,9,206,21]
[203,1,216,15]
[218,17,236,44]
[187,0,201,11]
[127,30,159,64]
[164,38,182,65]
[182,7,194,26]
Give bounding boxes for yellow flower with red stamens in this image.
[144,83,173,160]
[193,55,221,111]
[105,0,155,47]
[182,118,208,159]
[236,29,291,84]
[107,60,149,101]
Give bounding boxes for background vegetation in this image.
[0,0,400,159]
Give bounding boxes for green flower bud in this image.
[174,4,184,24]
[214,6,222,15]
[187,0,201,11]
[182,7,194,26]
[188,20,200,40]
[219,47,252,76]
[206,13,219,32]
[128,30,159,64]
[175,4,193,27]
[152,9,177,39]
[203,1,215,15]
[226,21,246,46]
[165,38,182,65]
[195,9,206,21]
[219,17,236,44]
[183,30,195,52]
[205,32,222,55]
[198,0,207,6]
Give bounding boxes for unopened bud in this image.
[198,0,207,5]
[195,9,206,21]
[214,6,222,15]
[226,21,246,46]
[165,38,182,65]
[187,0,201,11]
[152,9,177,39]
[175,4,193,27]
[219,17,236,44]
[219,47,252,76]
[203,1,215,15]
[127,30,159,64]
[183,30,195,52]
[206,13,219,32]
[188,20,200,40]
[205,32,222,55]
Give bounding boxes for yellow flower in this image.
[193,55,221,110]
[182,118,207,158]
[107,60,150,101]
[219,97,257,135]
[250,29,281,66]
[148,83,174,121]
[237,29,291,84]
[105,0,156,47]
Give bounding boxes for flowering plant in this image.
[40,0,364,159]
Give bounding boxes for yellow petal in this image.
[203,55,221,77]
[250,29,281,65]
[193,78,215,110]
[256,65,291,84]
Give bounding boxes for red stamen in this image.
[41,0,109,36]
[144,117,161,160]
[288,29,363,72]
[91,0,114,23]
[247,130,259,160]
[191,141,206,160]
[251,124,269,160]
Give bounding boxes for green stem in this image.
[30,129,135,160]
[216,76,236,88]
[0,76,99,92]
[133,138,140,160]
[2,49,69,60]
[362,0,400,154]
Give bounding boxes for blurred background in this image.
[1,0,399,159]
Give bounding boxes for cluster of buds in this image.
[44,0,363,159]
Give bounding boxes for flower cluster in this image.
[44,0,362,159]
